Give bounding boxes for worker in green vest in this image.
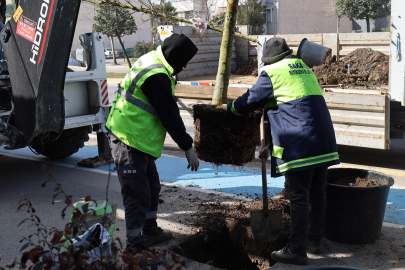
[106,34,200,252]
[219,37,339,265]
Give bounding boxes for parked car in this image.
[104,48,119,59]
[125,48,134,58]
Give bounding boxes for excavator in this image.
[0,0,111,158]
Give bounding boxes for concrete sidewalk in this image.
[273,222,405,269]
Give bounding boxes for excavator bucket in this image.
[0,0,81,149]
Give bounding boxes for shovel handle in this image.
[261,110,269,216]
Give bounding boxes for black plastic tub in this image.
[297,38,332,68]
[324,168,394,244]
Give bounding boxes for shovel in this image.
[250,110,282,242]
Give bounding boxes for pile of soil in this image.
[235,58,259,76]
[187,199,291,270]
[312,48,389,87]
[334,176,382,187]
[193,104,262,166]
[192,199,291,231]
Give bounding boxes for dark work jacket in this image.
[228,55,339,177]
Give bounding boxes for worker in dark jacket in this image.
[0,0,6,59]
[106,34,199,252]
[219,37,339,265]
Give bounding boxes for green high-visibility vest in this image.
[263,58,322,107]
[106,46,175,158]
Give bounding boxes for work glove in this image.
[185,147,199,171]
[215,104,228,111]
[259,146,270,160]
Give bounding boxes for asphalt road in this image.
[0,154,125,264]
[0,151,229,267]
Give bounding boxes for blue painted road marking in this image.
[1,145,404,226]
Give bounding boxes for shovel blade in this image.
[251,209,282,242]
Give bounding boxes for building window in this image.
[267,8,273,23]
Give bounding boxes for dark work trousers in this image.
[109,136,161,247]
[284,166,328,256]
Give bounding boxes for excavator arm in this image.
[0,0,81,149]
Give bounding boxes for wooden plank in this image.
[326,103,384,112]
[333,124,386,149]
[175,84,247,97]
[338,32,391,43]
[323,92,386,107]
[329,109,385,127]
[324,88,383,95]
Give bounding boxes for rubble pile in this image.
[235,57,258,76]
[312,48,389,87]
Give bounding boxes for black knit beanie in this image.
[162,34,198,74]
[262,37,293,66]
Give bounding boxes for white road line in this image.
[0,152,116,176]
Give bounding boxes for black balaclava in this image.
[162,34,198,75]
[261,37,293,66]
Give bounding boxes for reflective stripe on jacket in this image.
[106,46,175,158]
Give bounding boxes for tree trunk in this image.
[366,17,370,32]
[212,0,239,105]
[337,18,340,33]
[111,36,118,65]
[117,33,131,68]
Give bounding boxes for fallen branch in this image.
[84,0,258,43]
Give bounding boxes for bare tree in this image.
[203,0,220,24]
[324,0,340,33]
[168,0,219,25]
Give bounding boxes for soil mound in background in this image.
[235,58,258,76]
[193,104,261,166]
[312,48,389,87]
[334,176,382,187]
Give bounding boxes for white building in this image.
[217,0,353,35]
[171,0,218,25]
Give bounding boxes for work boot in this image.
[307,239,323,254]
[271,245,308,265]
[271,188,289,200]
[142,223,173,246]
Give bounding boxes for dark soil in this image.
[334,176,382,187]
[235,58,259,76]
[193,104,262,166]
[312,48,389,88]
[182,199,290,270]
